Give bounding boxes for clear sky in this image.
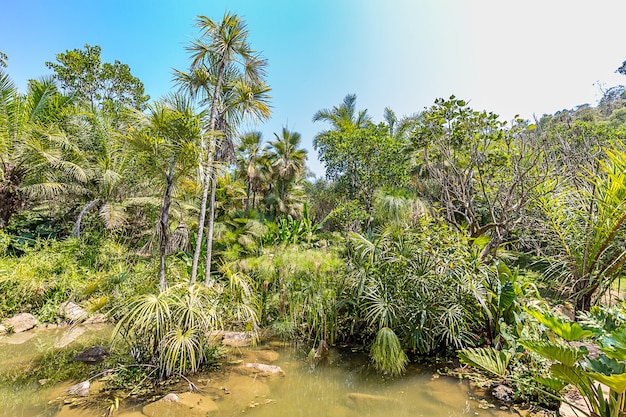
[2,0,626,177]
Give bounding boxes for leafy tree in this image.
[126,94,202,290]
[537,145,626,312]
[411,97,545,259]
[0,70,86,228]
[0,52,7,68]
[235,131,267,214]
[46,44,149,112]
[268,127,307,210]
[174,12,271,285]
[316,122,410,220]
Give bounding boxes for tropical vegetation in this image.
[2,13,626,416]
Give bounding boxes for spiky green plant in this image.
[370,327,407,376]
[112,283,220,378]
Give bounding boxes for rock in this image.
[54,326,86,348]
[59,301,88,322]
[221,331,256,347]
[3,312,37,333]
[73,345,109,364]
[142,392,219,417]
[38,378,51,385]
[244,362,285,376]
[83,313,107,324]
[491,383,515,404]
[67,380,90,397]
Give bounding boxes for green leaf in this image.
[520,340,586,366]
[585,372,626,394]
[534,376,567,391]
[550,363,594,397]
[585,355,626,375]
[526,309,593,341]
[458,347,513,378]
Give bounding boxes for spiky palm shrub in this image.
[112,283,220,378]
[343,217,495,374]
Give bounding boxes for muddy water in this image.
[0,329,515,417]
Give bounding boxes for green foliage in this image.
[411,96,544,260]
[314,100,410,213]
[370,327,408,376]
[458,347,513,378]
[520,307,626,417]
[342,217,495,365]
[526,309,593,341]
[45,44,149,112]
[232,244,343,343]
[112,283,220,378]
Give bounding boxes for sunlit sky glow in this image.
[3,0,626,176]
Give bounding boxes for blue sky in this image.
[3,0,626,177]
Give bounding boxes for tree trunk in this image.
[245,179,251,216]
[190,58,226,284]
[204,166,217,285]
[72,198,100,238]
[158,159,176,292]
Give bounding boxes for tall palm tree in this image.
[174,12,270,285]
[268,127,307,209]
[126,94,202,291]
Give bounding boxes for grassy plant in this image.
[370,327,408,376]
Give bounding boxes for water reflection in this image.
[0,329,515,417]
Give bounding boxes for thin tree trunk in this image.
[190,160,211,283]
[72,198,100,238]
[245,179,251,216]
[190,58,226,284]
[158,159,176,292]
[280,177,285,201]
[204,166,217,285]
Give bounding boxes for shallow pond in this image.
[0,327,516,417]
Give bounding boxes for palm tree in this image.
[126,94,202,291]
[236,131,266,214]
[268,127,307,203]
[313,94,371,200]
[312,93,371,132]
[0,70,86,228]
[174,12,270,285]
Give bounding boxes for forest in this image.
[2,12,626,417]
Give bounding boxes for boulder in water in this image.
[67,380,90,397]
[244,362,285,376]
[73,345,109,364]
[142,392,218,417]
[59,301,88,323]
[3,313,37,333]
[491,383,515,404]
